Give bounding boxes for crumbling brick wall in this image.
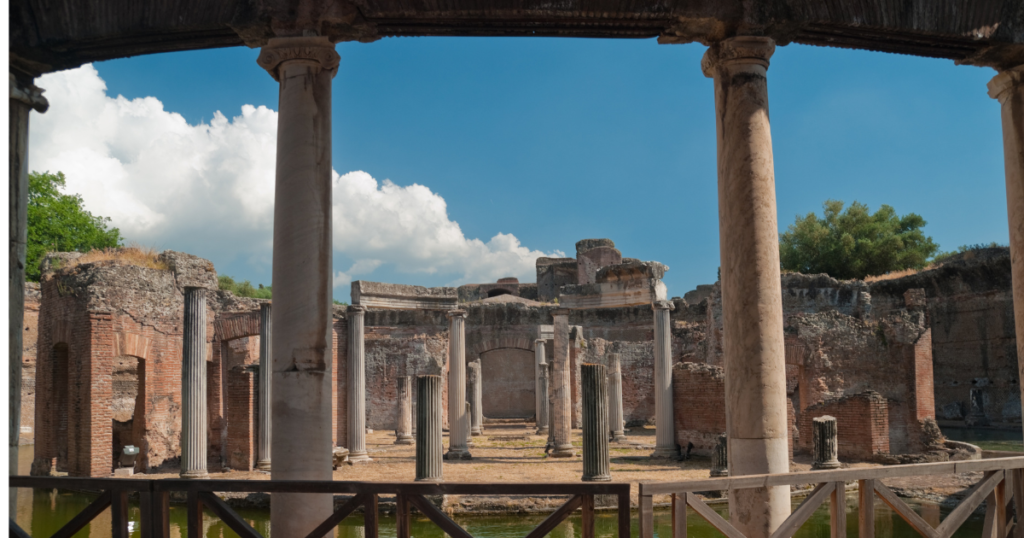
[798,391,890,459]
[673,362,726,455]
[20,283,40,444]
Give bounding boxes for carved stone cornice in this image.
[446,309,468,320]
[257,36,340,81]
[701,36,775,78]
[9,74,48,112]
[988,65,1024,104]
[347,304,366,314]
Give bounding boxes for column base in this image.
[255,460,272,471]
[348,451,373,464]
[582,474,612,482]
[812,461,841,470]
[536,427,549,436]
[549,445,576,458]
[444,449,473,460]
[467,440,475,448]
[610,432,627,443]
[649,446,679,459]
[471,429,483,436]
[710,469,729,477]
[180,470,209,479]
[395,436,415,445]
[415,476,443,483]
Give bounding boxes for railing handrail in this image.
[640,455,1024,495]
[9,476,630,496]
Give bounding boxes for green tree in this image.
[779,200,939,280]
[27,171,122,281]
[218,275,272,299]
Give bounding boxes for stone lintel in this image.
[558,278,667,309]
[351,280,458,310]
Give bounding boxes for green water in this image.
[11,487,985,538]
[942,425,1024,452]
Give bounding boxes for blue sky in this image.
[31,37,1008,302]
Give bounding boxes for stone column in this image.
[652,300,677,458]
[537,357,550,436]
[445,310,471,460]
[256,303,272,470]
[989,66,1024,444]
[549,309,575,457]
[396,376,414,445]
[811,416,840,470]
[257,36,338,538]
[711,434,728,477]
[347,305,371,463]
[703,36,790,536]
[607,353,626,442]
[180,287,209,479]
[9,73,47,504]
[469,359,483,436]
[416,375,443,482]
[582,364,611,482]
[535,338,546,427]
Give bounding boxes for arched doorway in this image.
[111,355,145,471]
[479,348,535,418]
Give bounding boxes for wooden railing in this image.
[8,476,631,538]
[638,456,1024,538]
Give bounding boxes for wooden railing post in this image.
[858,480,874,538]
[618,488,631,538]
[364,493,379,538]
[1013,469,1024,538]
[397,494,411,538]
[639,493,653,538]
[672,493,687,538]
[582,494,595,538]
[187,489,203,538]
[830,481,846,538]
[111,488,130,538]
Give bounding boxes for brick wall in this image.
[673,362,726,455]
[797,391,889,460]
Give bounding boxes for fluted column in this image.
[811,416,840,470]
[537,355,550,436]
[255,303,273,470]
[535,338,546,427]
[416,375,443,482]
[549,309,575,457]
[180,287,208,479]
[258,36,338,538]
[347,305,371,463]
[703,36,789,536]
[396,376,414,445]
[445,310,471,459]
[582,364,611,482]
[711,434,728,477]
[651,300,677,458]
[607,353,626,442]
[990,66,1024,444]
[469,359,483,436]
[547,361,555,446]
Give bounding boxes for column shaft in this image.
[348,306,371,462]
[535,339,546,428]
[703,36,789,536]
[811,416,840,470]
[582,364,611,481]
[469,359,483,436]
[537,356,550,436]
[549,310,575,457]
[181,287,208,478]
[396,376,414,444]
[416,375,443,481]
[608,353,625,442]
[256,303,272,470]
[258,36,339,538]
[990,66,1024,445]
[652,301,677,458]
[446,310,471,459]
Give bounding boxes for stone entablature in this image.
[351,280,458,310]
[558,261,668,309]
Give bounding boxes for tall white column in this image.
[396,376,414,445]
[607,353,626,442]
[549,309,575,457]
[536,339,549,435]
[347,305,371,463]
[535,337,546,426]
[445,310,471,459]
[180,287,208,479]
[990,65,1024,446]
[651,300,677,458]
[258,36,338,538]
[469,359,483,436]
[703,36,790,537]
[256,303,272,470]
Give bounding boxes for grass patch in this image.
[61,245,168,272]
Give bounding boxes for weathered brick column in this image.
[469,359,483,436]
[180,286,208,479]
[395,376,414,445]
[703,36,790,536]
[257,36,338,537]
[582,364,611,482]
[990,65,1024,444]
[607,353,626,442]
[347,305,371,463]
[446,310,471,459]
[535,338,546,429]
[550,309,575,457]
[256,302,272,470]
[416,375,443,482]
[537,355,550,436]
[811,416,840,470]
[652,300,677,459]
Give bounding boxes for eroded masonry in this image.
[25,240,1017,477]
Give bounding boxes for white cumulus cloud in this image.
[30,64,561,287]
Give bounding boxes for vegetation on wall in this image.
[218,275,272,299]
[27,171,122,281]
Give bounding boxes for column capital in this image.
[257,36,340,82]
[551,308,571,318]
[347,304,366,315]
[988,65,1024,104]
[701,36,775,78]
[9,74,48,113]
[535,338,546,346]
[446,309,468,320]
[652,300,676,312]
[260,301,272,312]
